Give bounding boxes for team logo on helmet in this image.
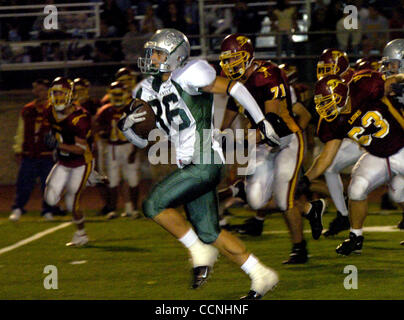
[236,36,249,48]
[327,78,344,91]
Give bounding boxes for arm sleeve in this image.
[229,81,265,124]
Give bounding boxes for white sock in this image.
[76,229,86,236]
[351,228,363,237]
[178,228,198,248]
[229,185,239,197]
[125,201,133,213]
[241,254,259,275]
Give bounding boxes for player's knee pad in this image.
[246,183,267,210]
[348,176,369,201]
[142,195,163,219]
[44,184,59,207]
[389,186,404,203]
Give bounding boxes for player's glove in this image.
[295,175,311,198]
[257,119,280,147]
[117,111,147,131]
[44,131,58,150]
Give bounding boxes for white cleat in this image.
[66,231,89,247]
[106,211,119,220]
[43,212,54,221]
[121,210,141,219]
[9,208,22,222]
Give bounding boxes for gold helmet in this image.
[49,76,74,111]
[73,78,90,102]
[115,67,137,91]
[108,81,130,108]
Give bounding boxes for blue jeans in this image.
[12,157,55,215]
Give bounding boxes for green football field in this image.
[1,203,404,300]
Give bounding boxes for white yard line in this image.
[0,222,72,256]
[262,225,403,235]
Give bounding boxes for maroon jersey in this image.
[341,67,355,83]
[292,83,311,104]
[20,100,54,159]
[45,104,93,167]
[348,69,385,107]
[79,98,101,116]
[226,60,300,137]
[95,103,130,145]
[317,96,404,158]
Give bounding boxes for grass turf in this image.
[0,204,403,300]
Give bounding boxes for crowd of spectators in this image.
[0,0,404,64]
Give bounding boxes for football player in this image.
[298,74,404,255]
[217,34,325,264]
[119,28,279,300]
[380,39,404,228]
[43,77,94,246]
[101,67,137,105]
[73,78,100,116]
[94,81,141,219]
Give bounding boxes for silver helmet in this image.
[138,28,191,75]
[380,39,404,75]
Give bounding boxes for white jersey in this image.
[133,59,224,167]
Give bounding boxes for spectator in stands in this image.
[361,3,389,55]
[101,0,127,36]
[233,1,262,47]
[162,1,186,33]
[184,0,199,36]
[205,0,233,50]
[388,6,404,40]
[9,79,62,222]
[336,7,362,54]
[93,19,123,62]
[122,21,145,62]
[269,0,298,56]
[308,6,334,55]
[140,4,163,37]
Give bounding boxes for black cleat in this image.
[323,211,350,237]
[397,216,404,230]
[192,266,211,289]
[235,217,264,236]
[336,232,364,256]
[400,240,404,245]
[283,240,308,264]
[240,290,262,300]
[306,199,326,240]
[233,179,247,203]
[96,206,115,216]
[381,193,397,210]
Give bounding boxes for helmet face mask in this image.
[108,81,129,108]
[220,34,254,80]
[314,75,348,122]
[317,62,338,79]
[49,78,73,112]
[138,29,190,75]
[380,58,401,76]
[381,39,404,75]
[74,86,89,102]
[219,50,251,80]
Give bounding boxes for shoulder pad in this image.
[173,59,216,88]
[250,62,282,87]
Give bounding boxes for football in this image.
[129,98,156,139]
